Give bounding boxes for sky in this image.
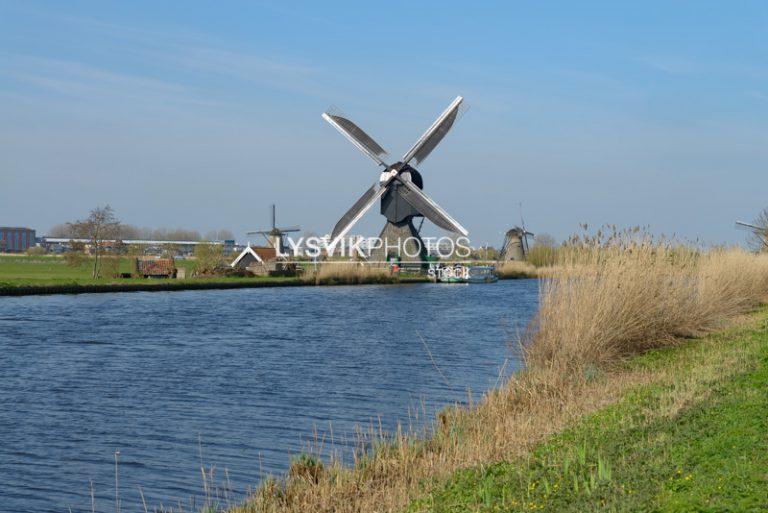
[1,1,766,247]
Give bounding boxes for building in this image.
[231,245,277,269]
[0,227,36,253]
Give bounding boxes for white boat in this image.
[429,264,498,283]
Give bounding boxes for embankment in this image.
[410,311,768,511]
[0,273,431,296]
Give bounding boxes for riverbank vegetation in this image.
[313,262,399,285]
[222,229,768,513]
[0,255,430,295]
[410,320,768,512]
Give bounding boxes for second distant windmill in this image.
[247,204,300,255]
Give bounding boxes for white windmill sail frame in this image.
[322,112,388,166]
[399,179,469,236]
[401,96,464,166]
[328,181,391,249]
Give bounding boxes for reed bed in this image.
[311,262,396,285]
[224,230,768,513]
[494,260,541,279]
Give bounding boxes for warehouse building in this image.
[0,227,37,253]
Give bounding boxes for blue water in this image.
[0,280,539,512]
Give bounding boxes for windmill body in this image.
[500,226,534,262]
[322,97,469,266]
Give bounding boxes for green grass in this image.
[0,254,296,288]
[408,317,768,512]
[0,254,198,285]
[0,254,427,294]
[0,254,123,286]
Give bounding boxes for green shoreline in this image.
[406,311,768,512]
[0,276,440,297]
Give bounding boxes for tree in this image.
[47,223,75,238]
[193,242,226,275]
[204,229,235,241]
[745,208,768,252]
[527,233,559,267]
[533,233,557,248]
[68,205,121,278]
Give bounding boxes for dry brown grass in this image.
[311,262,395,285]
[526,229,768,372]
[494,260,540,279]
[226,229,768,513]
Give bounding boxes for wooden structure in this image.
[135,257,177,278]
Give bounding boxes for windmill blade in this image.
[277,226,301,233]
[735,220,764,232]
[499,234,510,258]
[322,109,389,166]
[329,181,391,248]
[398,179,469,236]
[402,96,464,166]
[246,230,272,235]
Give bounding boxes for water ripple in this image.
[0,280,538,512]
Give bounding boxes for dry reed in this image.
[312,262,395,285]
[227,229,768,513]
[494,260,541,279]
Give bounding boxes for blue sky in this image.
[1,1,766,246]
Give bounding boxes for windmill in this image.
[322,96,469,264]
[247,204,300,255]
[735,220,768,250]
[499,205,534,261]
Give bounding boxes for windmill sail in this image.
[322,110,389,166]
[329,181,391,247]
[402,96,464,166]
[736,220,763,231]
[398,179,468,236]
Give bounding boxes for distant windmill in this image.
[247,204,300,255]
[735,220,768,250]
[499,204,534,261]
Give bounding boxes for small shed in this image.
[135,257,177,278]
[231,246,277,269]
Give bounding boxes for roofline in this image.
[231,245,266,266]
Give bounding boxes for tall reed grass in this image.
[526,243,559,267]
[311,262,395,285]
[494,260,540,279]
[226,229,768,513]
[526,228,768,373]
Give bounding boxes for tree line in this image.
[48,220,234,242]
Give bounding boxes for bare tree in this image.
[47,223,76,238]
[69,205,122,278]
[117,224,142,240]
[204,229,235,241]
[745,208,768,252]
[533,233,557,248]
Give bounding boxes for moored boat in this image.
[429,264,498,283]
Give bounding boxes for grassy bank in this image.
[222,233,768,513]
[0,255,429,295]
[409,313,768,512]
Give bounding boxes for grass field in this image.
[0,254,424,294]
[0,254,209,286]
